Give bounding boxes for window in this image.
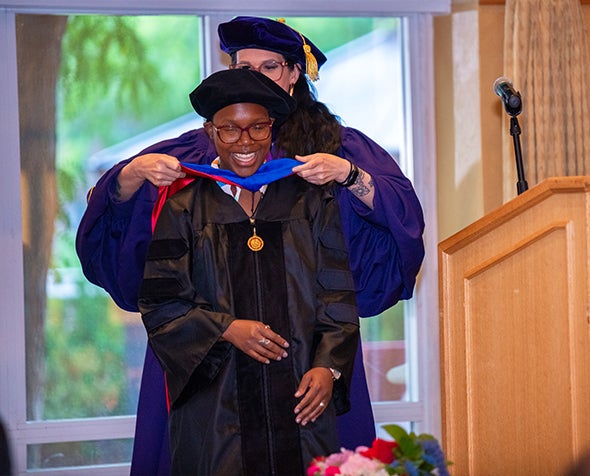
[0,2,446,474]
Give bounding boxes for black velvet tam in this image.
[218,16,327,70]
[189,69,297,122]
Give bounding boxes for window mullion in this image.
[406,13,441,439]
[0,4,28,436]
[0,10,28,473]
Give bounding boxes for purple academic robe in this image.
[76,126,425,475]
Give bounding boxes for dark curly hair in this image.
[275,73,342,157]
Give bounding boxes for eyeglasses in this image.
[211,121,274,144]
[229,60,291,81]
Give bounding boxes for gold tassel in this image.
[276,18,320,81]
[300,34,319,81]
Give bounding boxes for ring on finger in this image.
[319,402,325,408]
[258,338,270,345]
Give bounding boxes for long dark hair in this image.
[275,73,342,157]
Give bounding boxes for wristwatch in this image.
[329,368,341,381]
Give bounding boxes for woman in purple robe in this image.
[76,16,425,476]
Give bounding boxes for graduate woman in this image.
[139,68,359,475]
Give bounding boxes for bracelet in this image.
[336,161,359,188]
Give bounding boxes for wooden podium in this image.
[438,177,590,475]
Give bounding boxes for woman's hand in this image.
[116,153,186,201]
[293,153,375,209]
[222,320,289,364]
[293,367,333,426]
[292,153,351,185]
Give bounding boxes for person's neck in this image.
[236,189,262,215]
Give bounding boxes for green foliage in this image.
[58,15,201,146]
[60,16,163,118]
[360,302,404,341]
[384,424,429,462]
[44,282,128,419]
[382,424,450,475]
[55,15,202,269]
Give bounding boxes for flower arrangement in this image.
[307,424,450,476]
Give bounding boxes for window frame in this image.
[0,1,447,473]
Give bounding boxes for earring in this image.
[289,84,294,96]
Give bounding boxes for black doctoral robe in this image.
[139,175,359,476]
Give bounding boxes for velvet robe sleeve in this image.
[335,127,426,317]
[75,128,215,312]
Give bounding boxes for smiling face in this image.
[205,102,273,177]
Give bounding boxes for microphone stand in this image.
[509,116,528,195]
[502,95,528,195]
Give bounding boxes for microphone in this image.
[493,76,522,115]
[494,76,528,194]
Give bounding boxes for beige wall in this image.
[435,2,504,242]
[434,1,590,241]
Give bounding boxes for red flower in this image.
[360,438,399,464]
[325,466,341,476]
[307,464,321,476]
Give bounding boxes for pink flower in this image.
[308,445,389,475]
[339,453,388,475]
[325,448,354,467]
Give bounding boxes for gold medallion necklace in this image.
[247,190,264,252]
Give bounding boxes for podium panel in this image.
[439,177,590,475]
